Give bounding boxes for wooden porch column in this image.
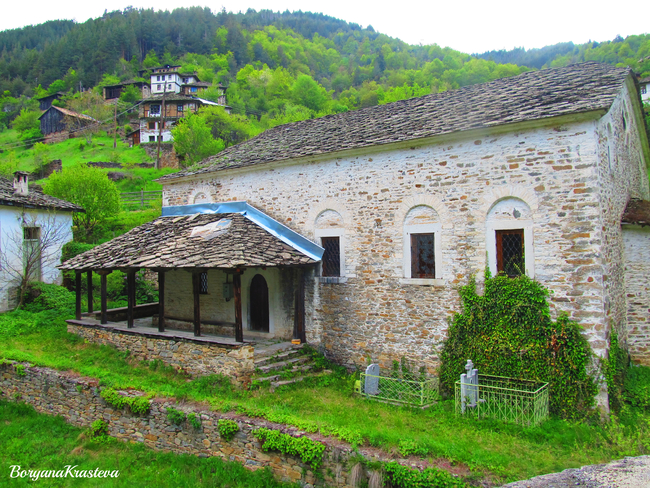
[86,270,93,313]
[158,270,166,332]
[75,272,82,320]
[126,270,136,328]
[192,271,201,337]
[98,271,112,325]
[293,268,306,343]
[233,272,243,343]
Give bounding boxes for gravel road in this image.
[501,456,650,487]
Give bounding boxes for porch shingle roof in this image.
[59,213,317,271]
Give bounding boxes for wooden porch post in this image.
[192,271,201,336]
[233,271,243,343]
[86,270,93,313]
[75,271,82,320]
[158,270,165,332]
[98,271,112,325]
[127,270,136,328]
[293,268,306,343]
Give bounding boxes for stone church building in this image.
[63,62,650,383]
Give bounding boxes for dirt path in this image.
[501,456,650,487]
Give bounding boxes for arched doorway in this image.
[249,274,269,332]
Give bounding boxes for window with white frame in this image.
[315,210,345,280]
[486,198,534,278]
[403,206,442,280]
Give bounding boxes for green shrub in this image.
[604,332,629,412]
[61,241,96,262]
[217,418,239,441]
[90,419,109,437]
[439,271,597,418]
[100,387,151,415]
[254,427,325,469]
[384,461,466,488]
[187,412,202,430]
[22,283,75,314]
[166,406,186,425]
[624,365,650,409]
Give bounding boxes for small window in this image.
[157,75,161,81]
[156,84,161,90]
[321,237,340,277]
[191,87,197,93]
[148,121,156,130]
[200,272,208,294]
[149,136,155,142]
[177,104,183,112]
[496,229,524,277]
[150,104,160,114]
[642,86,647,95]
[24,227,40,240]
[410,233,435,278]
[167,84,172,89]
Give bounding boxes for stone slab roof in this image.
[143,93,204,103]
[622,199,650,227]
[160,62,631,182]
[0,177,84,212]
[59,212,317,271]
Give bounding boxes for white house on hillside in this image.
[0,172,83,311]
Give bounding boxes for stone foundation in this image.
[67,322,253,386]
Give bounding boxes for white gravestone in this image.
[460,359,479,413]
[364,364,380,395]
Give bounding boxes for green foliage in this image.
[90,418,109,437]
[14,364,26,376]
[61,241,96,262]
[624,365,650,409]
[11,108,40,134]
[32,142,50,177]
[43,164,121,241]
[166,406,187,425]
[603,332,629,412]
[384,462,467,488]
[254,428,326,470]
[100,387,151,415]
[217,418,239,441]
[171,111,225,164]
[22,283,75,314]
[187,412,202,429]
[439,273,597,418]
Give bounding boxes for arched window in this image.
[486,198,534,278]
[314,210,345,279]
[403,206,441,280]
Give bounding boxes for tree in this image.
[11,109,42,146]
[171,111,225,165]
[65,91,110,144]
[32,142,51,178]
[0,212,71,309]
[43,164,121,241]
[202,106,254,147]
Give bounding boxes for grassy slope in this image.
[0,129,177,191]
[1,318,649,485]
[0,400,296,487]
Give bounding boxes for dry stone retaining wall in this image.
[67,323,254,386]
[0,360,404,488]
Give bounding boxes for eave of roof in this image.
[0,178,85,212]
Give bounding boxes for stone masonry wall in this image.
[67,323,254,386]
[162,106,650,373]
[0,361,429,487]
[623,225,650,366]
[595,81,650,355]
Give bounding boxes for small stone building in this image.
[65,63,650,389]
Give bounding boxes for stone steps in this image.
[270,370,332,392]
[255,364,314,383]
[256,356,310,374]
[254,347,304,367]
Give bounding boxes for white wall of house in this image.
[0,207,73,311]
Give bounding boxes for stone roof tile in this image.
[160,62,631,182]
[0,177,84,212]
[59,213,316,271]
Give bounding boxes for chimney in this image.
[13,171,29,196]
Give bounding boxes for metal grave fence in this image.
[455,374,549,426]
[359,371,439,408]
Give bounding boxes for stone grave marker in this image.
[460,359,479,413]
[364,364,380,395]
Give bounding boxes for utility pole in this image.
[113,98,118,149]
[156,83,167,170]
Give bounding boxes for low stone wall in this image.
[0,361,362,487]
[67,322,254,386]
[88,303,159,322]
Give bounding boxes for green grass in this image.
[2,317,650,485]
[0,129,178,191]
[0,400,297,487]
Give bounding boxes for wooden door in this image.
[250,274,269,332]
